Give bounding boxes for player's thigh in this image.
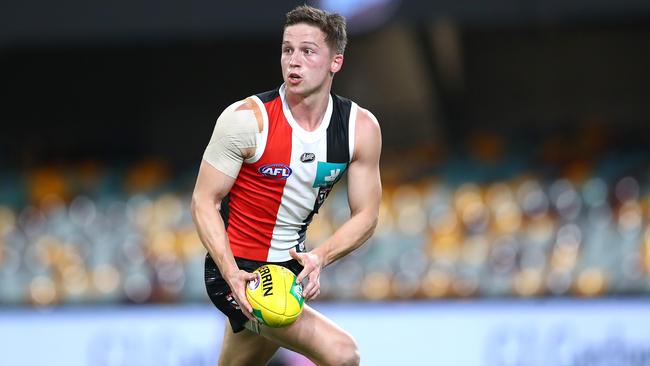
[260,305,360,366]
[219,323,280,366]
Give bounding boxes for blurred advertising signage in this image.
[2,301,650,365]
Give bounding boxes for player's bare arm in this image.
[291,107,382,300]
[191,100,262,321]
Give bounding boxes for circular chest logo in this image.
[259,164,292,180]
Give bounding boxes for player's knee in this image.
[340,345,360,366]
[329,334,360,366]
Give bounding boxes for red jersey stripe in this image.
[227,96,292,261]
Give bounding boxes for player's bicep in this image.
[347,109,382,215]
[193,159,237,207]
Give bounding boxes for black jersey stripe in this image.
[327,94,352,164]
[256,89,280,103]
[297,93,352,245]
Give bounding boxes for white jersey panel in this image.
[267,133,327,261]
[348,102,358,161]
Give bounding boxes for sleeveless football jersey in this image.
[221,85,357,262]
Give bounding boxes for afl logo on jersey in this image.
[259,164,292,180]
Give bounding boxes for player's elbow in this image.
[352,209,378,242]
[190,194,201,221]
[365,210,379,238]
[190,193,213,223]
[352,209,378,244]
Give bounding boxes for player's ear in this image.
[330,54,344,74]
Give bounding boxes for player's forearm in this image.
[313,208,378,267]
[191,198,239,276]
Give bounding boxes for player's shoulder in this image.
[354,104,381,139]
[218,96,264,132]
[355,105,379,126]
[234,97,261,114]
[350,103,381,162]
[221,87,276,114]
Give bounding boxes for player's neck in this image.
[285,87,331,132]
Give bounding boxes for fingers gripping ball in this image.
[246,264,304,328]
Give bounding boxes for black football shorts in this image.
[204,253,304,333]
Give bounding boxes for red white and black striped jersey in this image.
[221,85,357,262]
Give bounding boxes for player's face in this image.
[281,23,343,97]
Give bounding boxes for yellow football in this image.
[246,264,304,328]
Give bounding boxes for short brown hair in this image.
[284,5,347,55]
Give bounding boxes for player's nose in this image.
[289,52,301,66]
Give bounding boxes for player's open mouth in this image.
[288,73,302,83]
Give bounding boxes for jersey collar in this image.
[279,84,333,143]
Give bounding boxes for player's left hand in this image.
[289,248,322,301]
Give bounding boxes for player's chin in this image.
[285,81,308,94]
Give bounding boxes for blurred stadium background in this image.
[2,0,650,365]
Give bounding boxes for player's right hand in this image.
[225,269,259,323]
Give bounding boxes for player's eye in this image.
[303,48,314,55]
[283,47,293,54]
